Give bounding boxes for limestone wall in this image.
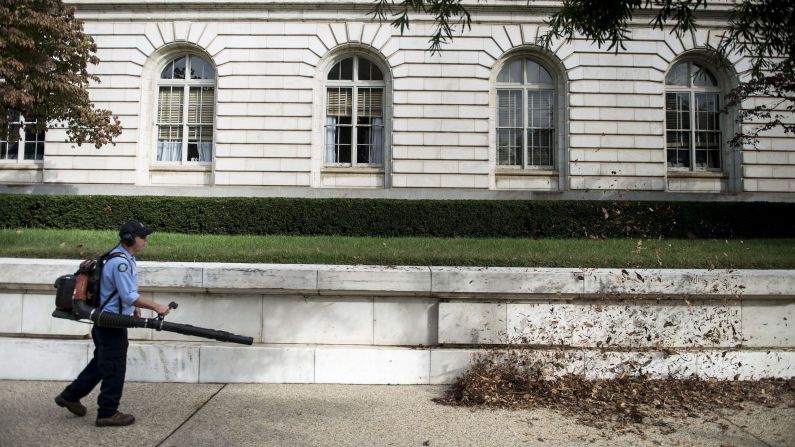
[0,258,792,382]
[1,1,792,198]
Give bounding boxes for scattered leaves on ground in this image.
[434,351,795,437]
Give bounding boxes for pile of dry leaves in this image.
[434,350,795,434]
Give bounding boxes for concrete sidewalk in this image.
[0,381,792,447]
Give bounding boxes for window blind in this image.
[497,90,522,127]
[188,125,213,141]
[158,125,182,140]
[158,87,184,124]
[665,93,690,131]
[327,88,352,116]
[528,90,553,129]
[188,87,214,125]
[357,88,383,117]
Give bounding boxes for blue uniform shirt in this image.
[99,245,139,315]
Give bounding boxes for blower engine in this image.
[52,274,253,345]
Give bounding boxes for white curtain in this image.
[157,141,181,161]
[325,117,337,163]
[198,142,212,162]
[370,118,383,164]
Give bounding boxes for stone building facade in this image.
[1,0,793,200]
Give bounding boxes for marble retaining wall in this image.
[439,299,795,348]
[0,259,792,382]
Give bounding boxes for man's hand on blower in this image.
[132,298,172,317]
[153,302,171,316]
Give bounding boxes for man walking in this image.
[54,220,172,427]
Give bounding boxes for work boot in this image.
[95,411,136,427]
[54,394,87,417]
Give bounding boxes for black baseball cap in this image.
[119,220,155,239]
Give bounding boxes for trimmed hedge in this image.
[0,194,793,238]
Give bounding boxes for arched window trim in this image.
[665,58,724,172]
[154,53,216,165]
[323,54,386,167]
[495,56,557,170]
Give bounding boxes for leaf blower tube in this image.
[53,274,253,345]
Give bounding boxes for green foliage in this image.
[0,194,793,239]
[542,0,708,51]
[370,0,471,54]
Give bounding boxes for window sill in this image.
[667,170,725,179]
[496,168,558,177]
[150,164,212,172]
[0,162,42,170]
[322,167,384,174]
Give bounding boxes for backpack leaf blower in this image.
[52,272,254,346]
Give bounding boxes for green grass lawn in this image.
[1,228,793,269]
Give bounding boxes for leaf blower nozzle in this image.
[53,275,253,345]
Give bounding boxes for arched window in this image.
[325,55,384,166]
[496,58,555,168]
[665,60,722,170]
[156,54,215,163]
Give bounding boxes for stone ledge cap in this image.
[0,259,792,298]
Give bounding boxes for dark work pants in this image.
[61,326,129,419]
